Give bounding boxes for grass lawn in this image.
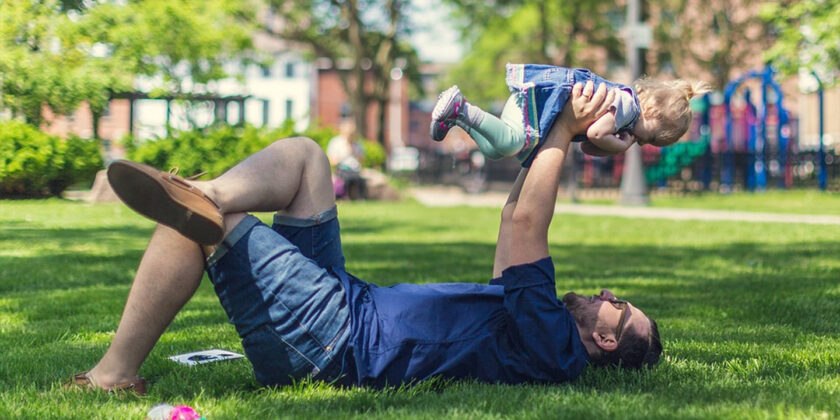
[567,189,840,216]
[1,198,839,419]
[650,190,840,215]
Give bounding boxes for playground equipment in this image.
[722,65,792,191]
[644,65,802,192]
[811,70,828,190]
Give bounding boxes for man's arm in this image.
[505,81,615,268]
[493,168,528,277]
[580,141,613,157]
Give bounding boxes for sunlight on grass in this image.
[0,311,25,332]
[1,198,839,418]
[651,189,840,215]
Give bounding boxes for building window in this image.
[261,64,272,78]
[262,99,270,127]
[285,62,295,78]
[285,99,294,121]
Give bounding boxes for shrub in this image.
[360,140,386,168]
[0,121,102,197]
[128,124,295,178]
[49,135,104,195]
[128,123,387,177]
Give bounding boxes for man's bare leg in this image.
[194,137,335,219]
[86,224,205,388]
[84,137,333,389]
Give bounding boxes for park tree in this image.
[648,0,772,90]
[0,0,256,134]
[0,0,82,126]
[759,0,840,83]
[441,0,622,107]
[72,0,256,131]
[266,0,421,145]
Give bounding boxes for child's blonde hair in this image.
[634,78,712,146]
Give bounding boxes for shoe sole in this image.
[430,121,452,142]
[108,161,224,245]
[430,86,462,141]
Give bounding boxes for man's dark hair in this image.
[590,317,662,369]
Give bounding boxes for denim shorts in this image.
[205,206,351,386]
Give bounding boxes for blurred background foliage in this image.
[266,0,424,145]
[125,123,386,179]
[0,120,101,197]
[0,0,257,128]
[760,0,840,82]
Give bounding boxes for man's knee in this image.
[270,137,327,163]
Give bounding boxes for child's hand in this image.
[618,131,635,144]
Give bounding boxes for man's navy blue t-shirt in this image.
[335,257,589,387]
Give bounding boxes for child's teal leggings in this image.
[457,94,528,161]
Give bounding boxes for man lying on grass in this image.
[67,81,660,394]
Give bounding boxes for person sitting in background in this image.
[327,119,367,200]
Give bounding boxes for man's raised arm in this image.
[502,81,615,269]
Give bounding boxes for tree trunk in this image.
[376,96,387,145]
[538,0,550,62]
[344,0,369,140]
[92,111,101,140]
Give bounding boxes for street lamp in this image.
[620,0,651,205]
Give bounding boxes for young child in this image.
[431,63,710,166]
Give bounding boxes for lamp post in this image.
[812,70,827,191]
[620,0,651,205]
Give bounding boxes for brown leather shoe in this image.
[64,371,147,395]
[107,160,225,245]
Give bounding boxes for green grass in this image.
[650,190,840,215]
[1,198,839,419]
[565,189,840,215]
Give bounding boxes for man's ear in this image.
[591,331,618,352]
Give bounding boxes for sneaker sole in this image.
[430,121,453,142]
[108,161,224,244]
[430,86,462,141]
[431,86,461,121]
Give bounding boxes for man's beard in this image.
[562,292,598,329]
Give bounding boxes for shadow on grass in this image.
[2,216,839,414]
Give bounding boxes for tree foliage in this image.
[79,0,256,95]
[650,0,772,90]
[0,0,256,130]
[760,0,840,83]
[267,0,421,144]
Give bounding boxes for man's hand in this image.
[558,80,616,136]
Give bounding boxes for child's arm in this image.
[585,112,634,154]
[581,131,636,156]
